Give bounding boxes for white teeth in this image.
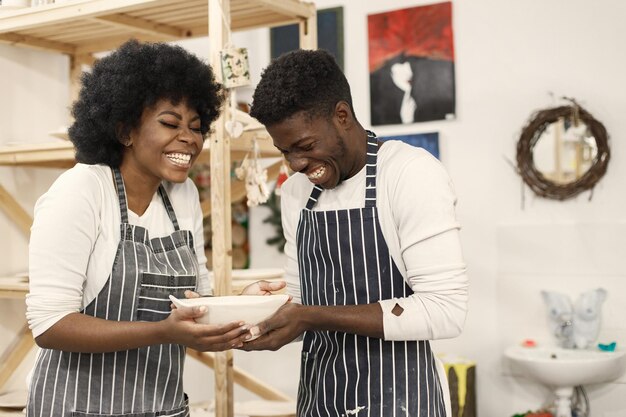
[307,166,325,180]
[166,152,191,166]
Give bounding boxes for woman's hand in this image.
[162,303,250,351]
[241,280,287,295]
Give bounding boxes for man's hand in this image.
[238,302,306,351]
[241,280,287,295]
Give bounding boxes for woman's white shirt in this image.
[26,164,210,338]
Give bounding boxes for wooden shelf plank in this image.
[92,14,192,39]
[0,132,279,168]
[0,141,76,167]
[0,0,185,33]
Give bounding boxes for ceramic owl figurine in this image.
[572,288,607,349]
[541,290,575,348]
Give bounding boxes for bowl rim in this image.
[169,293,289,308]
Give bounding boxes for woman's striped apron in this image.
[296,132,447,417]
[27,168,197,417]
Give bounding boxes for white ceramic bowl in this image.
[169,294,289,326]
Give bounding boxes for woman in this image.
[25,40,279,417]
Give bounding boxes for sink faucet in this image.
[554,313,575,349]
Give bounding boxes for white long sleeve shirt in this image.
[280,140,468,341]
[26,164,211,338]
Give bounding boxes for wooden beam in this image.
[209,0,233,415]
[0,32,75,54]
[298,12,317,50]
[0,142,75,167]
[255,0,316,20]
[230,14,298,32]
[0,276,29,299]
[0,325,35,391]
[93,14,191,39]
[0,184,33,237]
[70,54,95,106]
[187,349,293,402]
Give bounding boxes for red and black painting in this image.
[368,2,455,126]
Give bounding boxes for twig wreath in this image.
[516,99,610,200]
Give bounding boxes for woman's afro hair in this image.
[69,39,225,167]
[249,49,354,126]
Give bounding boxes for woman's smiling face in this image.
[268,108,364,190]
[122,99,204,185]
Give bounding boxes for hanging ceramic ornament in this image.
[225,91,244,139]
[220,47,251,89]
[235,137,270,207]
[234,154,249,181]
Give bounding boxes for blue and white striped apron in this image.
[296,131,447,417]
[27,168,197,417]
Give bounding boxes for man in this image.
[243,49,468,417]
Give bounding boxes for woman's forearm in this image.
[35,312,168,353]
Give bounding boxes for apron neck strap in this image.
[112,167,180,230]
[364,130,378,208]
[305,130,379,210]
[158,184,180,231]
[113,167,130,224]
[305,185,323,210]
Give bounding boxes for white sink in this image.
[505,345,626,387]
[505,345,626,417]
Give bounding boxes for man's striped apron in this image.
[296,131,447,417]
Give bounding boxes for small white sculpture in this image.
[572,288,607,349]
[541,288,608,349]
[541,290,575,348]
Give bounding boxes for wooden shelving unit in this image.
[0,0,314,53]
[0,1,317,416]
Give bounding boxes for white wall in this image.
[2,1,626,416]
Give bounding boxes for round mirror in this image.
[516,102,610,200]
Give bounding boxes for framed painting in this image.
[368,2,456,126]
[270,7,344,70]
[380,132,440,160]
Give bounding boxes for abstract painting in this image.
[368,2,455,125]
[270,7,344,70]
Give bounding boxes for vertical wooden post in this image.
[69,54,96,106]
[298,4,317,50]
[208,1,233,416]
[0,325,35,391]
